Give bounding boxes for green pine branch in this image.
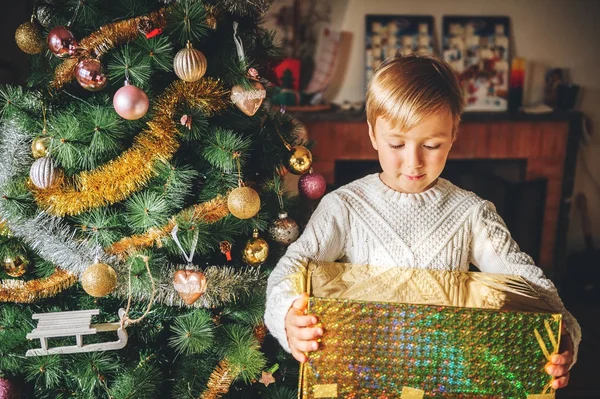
[168,309,215,355]
[202,127,252,173]
[123,191,171,234]
[167,0,210,46]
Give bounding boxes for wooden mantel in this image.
[298,111,583,276]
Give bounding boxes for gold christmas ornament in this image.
[31,136,50,158]
[227,186,260,219]
[173,268,207,305]
[269,211,299,245]
[30,156,59,189]
[3,250,29,277]
[15,21,45,54]
[80,263,117,297]
[287,145,313,175]
[242,229,269,266]
[174,41,207,82]
[230,81,266,116]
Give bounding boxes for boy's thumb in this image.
[292,293,309,310]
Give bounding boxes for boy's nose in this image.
[405,148,424,168]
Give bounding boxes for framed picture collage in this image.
[365,15,510,112]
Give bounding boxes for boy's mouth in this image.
[404,174,425,181]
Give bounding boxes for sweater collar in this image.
[368,173,449,203]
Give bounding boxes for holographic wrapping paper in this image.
[300,298,560,399]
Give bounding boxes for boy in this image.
[265,54,580,390]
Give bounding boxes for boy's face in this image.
[368,112,454,194]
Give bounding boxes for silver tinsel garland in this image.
[114,263,264,308]
[0,121,108,275]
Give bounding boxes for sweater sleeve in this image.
[469,201,581,367]
[265,193,349,352]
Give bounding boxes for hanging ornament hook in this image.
[171,225,199,265]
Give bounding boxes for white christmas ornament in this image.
[30,156,57,189]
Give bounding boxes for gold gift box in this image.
[299,262,561,399]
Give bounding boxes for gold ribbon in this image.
[531,317,561,397]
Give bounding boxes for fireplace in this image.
[334,159,547,263]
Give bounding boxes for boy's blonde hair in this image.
[366,54,465,137]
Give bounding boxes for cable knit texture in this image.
[265,173,581,366]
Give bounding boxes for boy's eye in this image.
[424,144,441,150]
[389,143,404,149]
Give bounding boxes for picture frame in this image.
[442,16,511,112]
[365,15,434,87]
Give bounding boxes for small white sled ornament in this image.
[25,308,128,356]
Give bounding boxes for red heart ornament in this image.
[173,269,207,305]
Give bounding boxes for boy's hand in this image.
[545,329,574,389]
[285,293,323,363]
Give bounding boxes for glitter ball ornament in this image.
[36,3,56,28]
[47,26,78,58]
[227,186,261,219]
[31,136,50,158]
[80,263,117,297]
[287,145,313,175]
[113,81,149,120]
[242,230,269,266]
[15,21,45,54]
[269,211,299,245]
[30,156,58,189]
[3,249,29,277]
[75,58,107,91]
[231,80,266,116]
[0,377,21,399]
[173,269,207,305]
[299,170,327,200]
[173,41,207,82]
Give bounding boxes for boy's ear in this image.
[367,121,378,151]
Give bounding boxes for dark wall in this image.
[2,1,34,84]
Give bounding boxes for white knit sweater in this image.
[265,173,581,364]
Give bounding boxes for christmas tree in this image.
[1,0,325,397]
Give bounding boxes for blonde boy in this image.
[265,54,580,390]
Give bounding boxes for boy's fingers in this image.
[546,364,569,377]
[552,373,570,389]
[292,338,319,352]
[289,314,318,328]
[292,293,309,310]
[291,348,307,363]
[293,326,323,341]
[551,351,573,365]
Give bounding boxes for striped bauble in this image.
[30,156,57,189]
[173,41,207,82]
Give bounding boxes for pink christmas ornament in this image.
[0,377,21,399]
[47,26,78,58]
[113,81,149,120]
[298,170,326,200]
[75,58,107,91]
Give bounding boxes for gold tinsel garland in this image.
[199,359,241,399]
[51,8,169,89]
[198,326,267,398]
[33,79,229,216]
[106,196,229,258]
[0,269,77,303]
